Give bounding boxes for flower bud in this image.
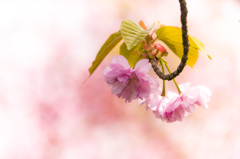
[139,20,147,30]
[153,44,168,58]
[154,44,167,53]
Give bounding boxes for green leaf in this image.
[88,30,122,76]
[120,20,152,50]
[189,35,212,60]
[120,42,142,67]
[156,26,210,68]
[189,35,205,52]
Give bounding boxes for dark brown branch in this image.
[151,0,189,81]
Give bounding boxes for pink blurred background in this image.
[0,0,240,158]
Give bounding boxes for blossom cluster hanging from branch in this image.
[87,0,212,123]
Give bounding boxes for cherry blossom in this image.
[179,83,212,109]
[143,83,211,122]
[104,55,159,102]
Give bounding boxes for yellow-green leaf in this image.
[120,42,142,67]
[156,26,209,68]
[189,35,212,60]
[121,20,152,50]
[88,30,122,76]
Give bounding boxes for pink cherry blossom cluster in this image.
[104,55,211,122]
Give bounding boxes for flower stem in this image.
[159,60,165,96]
[164,63,181,94]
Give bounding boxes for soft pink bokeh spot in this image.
[0,0,240,159]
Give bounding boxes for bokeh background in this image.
[0,0,240,158]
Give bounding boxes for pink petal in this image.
[111,55,131,70]
[179,83,191,93]
[134,59,151,74]
[194,86,212,108]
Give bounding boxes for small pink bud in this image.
[154,44,167,53]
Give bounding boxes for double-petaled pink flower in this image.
[104,55,159,102]
[144,83,211,122]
